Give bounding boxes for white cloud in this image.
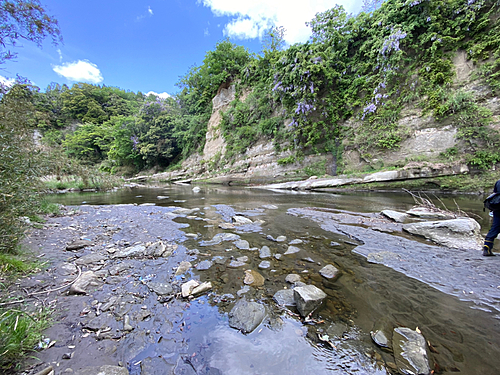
[0,75,16,87]
[148,6,153,15]
[53,60,104,84]
[146,91,171,99]
[57,48,63,62]
[199,0,363,44]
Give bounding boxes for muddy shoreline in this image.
[13,201,500,375]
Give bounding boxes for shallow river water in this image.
[44,185,500,375]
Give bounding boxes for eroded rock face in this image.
[402,218,483,249]
[228,299,266,334]
[393,327,431,375]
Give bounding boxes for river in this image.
[43,185,500,375]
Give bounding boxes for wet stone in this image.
[213,256,226,265]
[228,260,246,268]
[112,244,146,259]
[237,285,250,297]
[146,282,173,296]
[228,299,266,334]
[294,285,327,317]
[60,263,78,275]
[289,239,303,245]
[69,271,98,295]
[235,240,250,250]
[393,327,431,375]
[233,215,253,225]
[319,264,340,280]
[181,280,199,297]
[219,222,235,229]
[196,260,213,270]
[276,236,287,242]
[108,261,133,276]
[302,257,315,263]
[330,241,340,246]
[76,253,107,265]
[274,254,282,260]
[244,270,265,287]
[285,274,301,284]
[258,261,271,269]
[66,239,93,251]
[259,246,271,259]
[141,357,175,375]
[284,246,301,255]
[273,289,296,306]
[214,232,240,242]
[175,261,192,275]
[381,210,409,223]
[72,365,129,375]
[237,256,248,263]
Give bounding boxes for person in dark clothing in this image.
[483,179,500,256]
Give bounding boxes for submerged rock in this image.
[235,239,250,250]
[319,264,340,280]
[258,260,271,269]
[285,274,301,284]
[196,260,213,270]
[244,270,265,287]
[289,239,303,245]
[259,246,272,259]
[233,215,253,225]
[284,246,301,255]
[228,299,266,333]
[393,327,431,375]
[402,217,482,249]
[276,236,287,242]
[294,285,327,317]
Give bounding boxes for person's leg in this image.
[484,211,500,256]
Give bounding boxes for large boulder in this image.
[293,285,327,317]
[393,327,431,375]
[402,217,482,249]
[228,299,266,333]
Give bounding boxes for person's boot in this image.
[483,240,496,256]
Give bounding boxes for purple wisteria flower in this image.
[131,135,139,151]
[380,29,407,56]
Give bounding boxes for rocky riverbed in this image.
[11,198,500,375]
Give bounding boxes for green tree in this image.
[0,0,61,64]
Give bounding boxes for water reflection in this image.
[44,184,500,374]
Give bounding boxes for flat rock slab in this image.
[381,210,409,223]
[228,299,266,334]
[294,285,327,317]
[289,207,500,313]
[69,271,98,295]
[75,253,107,265]
[406,207,456,220]
[112,244,146,258]
[73,365,129,375]
[403,218,482,249]
[393,327,431,375]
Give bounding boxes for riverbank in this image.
[8,194,500,374]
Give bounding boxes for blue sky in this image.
[0,0,363,97]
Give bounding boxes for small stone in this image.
[285,274,301,283]
[274,254,282,260]
[294,285,327,317]
[181,280,200,297]
[302,257,315,263]
[62,352,72,359]
[228,260,246,268]
[175,261,192,275]
[235,240,250,250]
[289,239,303,245]
[244,270,265,287]
[237,285,250,296]
[284,246,300,255]
[191,282,212,296]
[319,264,340,280]
[258,261,271,269]
[123,315,133,331]
[228,299,266,334]
[66,239,93,251]
[273,289,296,306]
[330,241,340,246]
[233,216,253,225]
[259,246,272,259]
[219,223,235,229]
[195,260,213,270]
[276,236,287,242]
[236,256,248,263]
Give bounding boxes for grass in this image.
[0,306,52,371]
[0,247,50,371]
[42,173,122,191]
